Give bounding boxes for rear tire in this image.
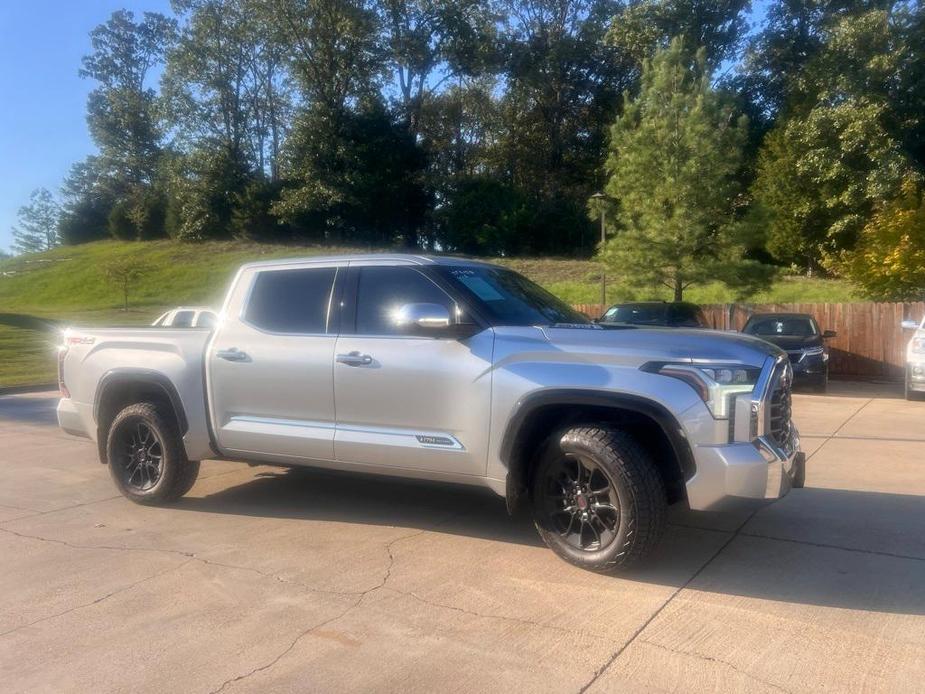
[106,402,200,505]
[532,425,667,573]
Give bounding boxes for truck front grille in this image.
[768,365,794,451]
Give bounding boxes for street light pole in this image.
[591,192,608,312]
[600,206,606,309]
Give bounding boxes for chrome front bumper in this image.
[685,430,805,510]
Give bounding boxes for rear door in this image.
[332,263,493,477]
[207,262,341,463]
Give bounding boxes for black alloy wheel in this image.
[538,453,620,553]
[114,420,164,492]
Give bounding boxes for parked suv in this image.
[57,255,804,573]
[598,301,708,328]
[742,313,835,392]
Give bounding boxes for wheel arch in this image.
[501,389,695,513]
[94,369,188,464]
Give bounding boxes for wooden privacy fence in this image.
[572,302,925,380]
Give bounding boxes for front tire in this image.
[106,402,200,505]
[532,425,667,573]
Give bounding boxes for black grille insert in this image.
[769,375,793,449]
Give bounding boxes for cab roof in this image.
[239,253,500,271]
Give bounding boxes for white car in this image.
[152,307,217,329]
[902,317,925,400]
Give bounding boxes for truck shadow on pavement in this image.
[177,465,925,615]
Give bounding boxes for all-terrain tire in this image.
[532,425,667,573]
[106,402,200,505]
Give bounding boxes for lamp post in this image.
[591,193,608,311]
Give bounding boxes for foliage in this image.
[80,10,175,189]
[11,189,61,254]
[749,7,916,271]
[102,255,150,310]
[58,158,115,245]
[274,104,429,246]
[11,0,925,295]
[607,0,749,68]
[436,177,527,254]
[165,0,289,179]
[841,178,925,301]
[600,40,772,301]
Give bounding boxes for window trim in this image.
[239,265,341,337]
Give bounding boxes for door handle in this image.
[216,348,249,362]
[336,351,373,366]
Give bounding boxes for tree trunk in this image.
[674,278,683,302]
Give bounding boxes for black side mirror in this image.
[822,330,837,339]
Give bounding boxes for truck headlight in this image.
[803,346,824,356]
[652,364,759,419]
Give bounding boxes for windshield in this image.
[437,266,590,326]
[600,303,705,327]
[744,317,817,337]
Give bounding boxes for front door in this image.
[333,264,493,477]
[208,263,340,463]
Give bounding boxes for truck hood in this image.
[535,325,783,368]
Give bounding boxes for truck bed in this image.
[57,327,215,462]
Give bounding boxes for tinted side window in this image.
[355,267,452,335]
[244,267,337,333]
[196,312,217,328]
[172,311,195,328]
[669,305,706,327]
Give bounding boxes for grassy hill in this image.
[0,239,861,387]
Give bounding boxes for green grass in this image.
[0,239,861,387]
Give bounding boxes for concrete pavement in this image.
[1,382,923,693]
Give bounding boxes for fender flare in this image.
[94,368,189,435]
[500,388,695,512]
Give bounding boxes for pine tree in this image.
[599,38,771,301]
[11,188,61,255]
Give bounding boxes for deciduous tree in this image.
[11,189,61,255]
[841,178,925,301]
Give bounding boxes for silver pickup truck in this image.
[57,254,804,573]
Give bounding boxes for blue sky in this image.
[0,1,769,254]
[0,0,173,252]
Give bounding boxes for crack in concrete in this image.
[0,467,247,527]
[0,559,194,639]
[638,639,795,694]
[0,526,376,599]
[0,495,123,526]
[803,397,874,463]
[205,528,428,694]
[738,531,925,563]
[388,587,613,643]
[576,506,765,693]
[206,597,362,694]
[0,501,38,512]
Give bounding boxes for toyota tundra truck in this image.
[57,254,805,573]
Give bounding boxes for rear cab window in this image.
[244,267,337,334]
